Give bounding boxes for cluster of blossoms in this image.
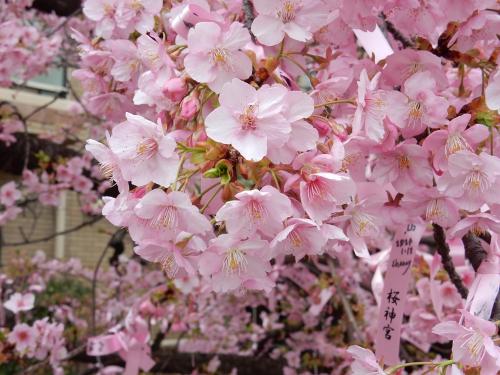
[75,0,500,373]
[0,0,63,86]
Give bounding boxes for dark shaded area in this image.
[73,349,286,375]
[432,224,469,299]
[0,132,78,175]
[31,0,82,16]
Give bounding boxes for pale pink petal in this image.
[251,15,285,46]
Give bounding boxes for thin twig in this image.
[2,216,102,247]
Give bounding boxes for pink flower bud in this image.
[311,117,331,137]
[180,97,200,120]
[162,78,187,102]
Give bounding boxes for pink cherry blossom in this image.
[353,70,403,142]
[8,323,37,354]
[347,345,385,375]
[271,218,347,260]
[423,114,489,172]
[116,0,163,34]
[371,139,433,193]
[406,188,460,228]
[136,33,173,73]
[83,0,119,38]
[205,79,292,161]
[134,189,212,240]
[135,233,206,278]
[299,172,356,223]
[382,49,448,90]
[198,234,273,293]
[433,311,500,375]
[251,0,331,46]
[108,113,180,187]
[0,181,21,207]
[216,185,292,239]
[449,213,500,239]
[4,292,35,313]
[184,22,252,93]
[102,39,139,82]
[86,133,128,191]
[267,90,318,164]
[389,71,449,138]
[437,151,500,211]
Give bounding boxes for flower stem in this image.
[314,98,356,108]
[385,360,455,374]
[200,185,223,214]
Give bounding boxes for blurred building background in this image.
[0,66,121,267]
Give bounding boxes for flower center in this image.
[159,253,178,278]
[463,168,490,194]
[306,178,333,202]
[151,206,178,229]
[470,223,486,236]
[239,105,258,131]
[398,154,411,169]
[247,199,266,222]
[464,331,486,363]
[100,162,114,180]
[289,229,303,247]
[445,133,471,157]
[210,47,230,67]
[136,138,158,160]
[426,199,444,221]
[351,211,377,237]
[407,101,424,129]
[223,248,248,274]
[18,331,29,341]
[131,0,143,11]
[277,1,299,23]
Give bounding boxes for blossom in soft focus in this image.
[0,181,21,207]
[347,345,385,375]
[8,323,37,354]
[4,293,35,313]
[433,311,500,375]
[198,234,274,292]
[423,114,489,172]
[437,151,500,211]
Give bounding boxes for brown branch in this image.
[380,13,413,49]
[432,224,468,299]
[2,216,103,247]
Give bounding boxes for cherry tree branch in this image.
[242,0,255,32]
[380,13,413,48]
[432,224,468,299]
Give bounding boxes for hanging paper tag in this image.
[375,222,424,365]
[466,259,500,320]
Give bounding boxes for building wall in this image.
[0,87,131,267]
